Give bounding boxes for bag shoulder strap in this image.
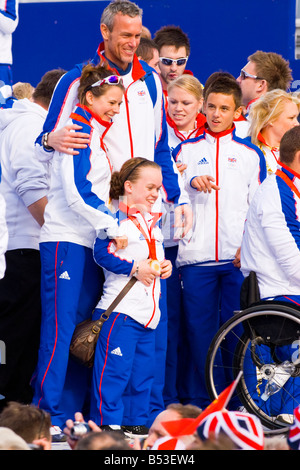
[98,276,137,322]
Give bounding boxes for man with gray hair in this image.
[36,0,190,230]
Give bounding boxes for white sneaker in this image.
[100,425,125,435]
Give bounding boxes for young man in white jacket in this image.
[0,68,65,412]
[172,75,267,408]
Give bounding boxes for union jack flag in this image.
[196,410,264,450]
[160,372,264,450]
[161,371,243,437]
[287,405,300,450]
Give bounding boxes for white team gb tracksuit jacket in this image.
[241,166,300,300]
[40,105,119,249]
[93,207,164,329]
[172,126,266,267]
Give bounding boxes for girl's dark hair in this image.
[109,157,161,200]
[77,63,124,105]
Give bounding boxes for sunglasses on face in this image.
[85,75,123,92]
[239,68,264,80]
[159,57,188,66]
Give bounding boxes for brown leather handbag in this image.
[69,277,137,368]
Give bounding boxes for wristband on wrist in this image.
[42,132,54,151]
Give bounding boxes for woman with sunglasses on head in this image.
[248,89,300,175]
[90,157,172,435]
[32,63,126,437]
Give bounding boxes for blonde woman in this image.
[249,89,300,175]
[167,74,205,153]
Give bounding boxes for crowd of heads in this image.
[0,399,299,451]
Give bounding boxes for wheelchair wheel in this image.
[205,303,300,434]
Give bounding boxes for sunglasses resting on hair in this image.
[85,75,123,92]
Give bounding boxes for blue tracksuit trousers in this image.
[180,262,244,408]
[90,310,155,426]
[32,241,103,427]
[122,279,167,429]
